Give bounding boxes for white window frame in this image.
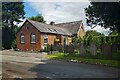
[20,34,25,44]
[31,34,36,43]
[44,34,48,44]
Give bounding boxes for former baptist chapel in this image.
[16,19,85,51]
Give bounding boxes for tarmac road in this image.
[1,50,119,79]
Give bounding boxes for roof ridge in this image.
[27,19,67,30]
[55,20,82,25]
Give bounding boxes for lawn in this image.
[47,53,120,68]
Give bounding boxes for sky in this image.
[22,1,111,36]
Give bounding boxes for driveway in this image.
[2,50,119,79]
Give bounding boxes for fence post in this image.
[50,44,52,54]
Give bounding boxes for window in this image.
[44,34,48,44]
[48,28,53,32]
[48,28,57,32]
[31,34,36,43]
[20,34,25,43]
[53,29,57,32]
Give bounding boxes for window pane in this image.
[31,34,36,43]
[44,34,48,39]
[44,34,48,44]
[20,35,24,43]
[44,39,48,43]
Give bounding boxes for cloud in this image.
[14,19,26,27]
[28,2,89,23]
[25,2,110,35]
[84,25,111,36]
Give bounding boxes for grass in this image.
[47,53,120,68]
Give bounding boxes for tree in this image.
[108,31,119,36]
[85,30,104,37]
[108,31,120,44]
[2,2,25,49]
[85,2,120,33]
[84,30,105,46]
[72,37,83,44]
[29,15,46,23]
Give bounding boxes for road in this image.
[1,50,119,79]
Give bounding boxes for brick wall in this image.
[48,34,56,45]
[17,21,71,51]
[17,21,41,51]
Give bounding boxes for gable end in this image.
[16,20,41,34]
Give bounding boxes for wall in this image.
[77,24,86,39]
[17,21,72,51]
[40,34,71,49]
[40,33,57,50]
[48,34,56,45]
[17,21,41,51]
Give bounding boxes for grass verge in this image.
[47,53,120,68]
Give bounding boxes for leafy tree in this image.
[29,15,46,23]
[108,31,119,36]
[84,30,105,46]
[72,30,104,45]
[85,30,104,37]
[2,2,25,49]
[72,37,83,44]
[85,2,120,33]
[108,31,120,44]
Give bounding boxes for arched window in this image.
[31,34,36,43]
[20,34,25,43]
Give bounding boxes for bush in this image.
[11,40,17,50]
[43,44,51,52]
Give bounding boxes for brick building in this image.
[16,19,85,51]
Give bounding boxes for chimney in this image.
[50,21,55,25]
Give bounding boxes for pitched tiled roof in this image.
[27,19,72,36]
[55,20,82,35]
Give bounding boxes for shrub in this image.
[43,44,51,52]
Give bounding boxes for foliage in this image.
[29,15,46,23]
[71,30,103,44]
[83,30,120,45]
[11,40,17,50]
[109,31,119,36]
[86,30,104,36]
[106,31,120,44]
[2,2,25,49]
[85,2,120,33]
[84,30,105,46]
[43,44,51,52]
[72,37,84,43]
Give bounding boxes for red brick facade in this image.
[16,21,71,51]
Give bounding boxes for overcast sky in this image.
[21,0,111,36]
